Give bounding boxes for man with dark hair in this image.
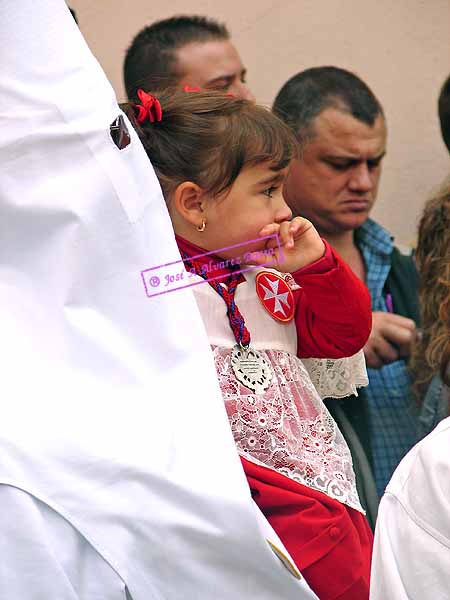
[273,67,420,509]
[124,15,254,102]
[438,74,450,153]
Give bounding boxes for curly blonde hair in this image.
[411,177,450,402]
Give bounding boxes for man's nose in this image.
[348,163,373,192]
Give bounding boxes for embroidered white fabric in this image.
[213,345,364,513]
[302,352,368,400]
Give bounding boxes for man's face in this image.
[283,108,387,235]
[175,39,255,101]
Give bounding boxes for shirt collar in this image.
[355,218,394,256]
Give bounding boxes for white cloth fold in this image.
[370,417,450,600]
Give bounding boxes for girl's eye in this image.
[263,186,277,198]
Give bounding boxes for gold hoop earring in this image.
[196,219,206,232]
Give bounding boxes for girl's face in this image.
[197,162,293,258]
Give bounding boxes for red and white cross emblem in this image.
[255,271,295,323]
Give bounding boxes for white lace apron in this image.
[192,267,368,513]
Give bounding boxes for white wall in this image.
[71,0,450,244]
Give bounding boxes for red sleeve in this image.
[292,240,371,358]
[242,457,372,600]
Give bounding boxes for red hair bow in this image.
[135,89,163,124]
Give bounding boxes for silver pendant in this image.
[231,345,272,393]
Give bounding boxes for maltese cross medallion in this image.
[255,271,295,323]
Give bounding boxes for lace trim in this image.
[302,351,368,399]
[213,346,364,513]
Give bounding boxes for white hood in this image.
[0,1,317,598]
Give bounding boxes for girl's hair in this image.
[121,90,297,201]
[410,177,450,402]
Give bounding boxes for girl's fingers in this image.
[278,222,294,249]
[244,247,280,267]
[291,217,315,240]
[289,216,304,234]
[260,217,313,254]
[259,223,280,238]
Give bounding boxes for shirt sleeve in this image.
[292,241,372,358]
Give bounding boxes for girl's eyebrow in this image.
[257,172,285,186]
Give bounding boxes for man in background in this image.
[273,67,420,505]
[124,15,254,101]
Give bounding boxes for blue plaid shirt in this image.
[355,219,418,497]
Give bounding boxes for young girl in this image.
[125,89,373,599]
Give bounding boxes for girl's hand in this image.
[253,217,325,273]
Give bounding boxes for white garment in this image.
[370,417,450,600]
[192,268,367,512]
[0,2,318,599]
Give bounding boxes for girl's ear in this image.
[172,181,207,227]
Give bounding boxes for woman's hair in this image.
[121,90,297,201]
[411,177,450,401]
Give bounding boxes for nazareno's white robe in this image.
[370,416,450,600]
[0,1,318,598]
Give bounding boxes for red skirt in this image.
[242,457,373,600]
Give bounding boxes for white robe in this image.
[370,417,450,599]
[0,1,318,598]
